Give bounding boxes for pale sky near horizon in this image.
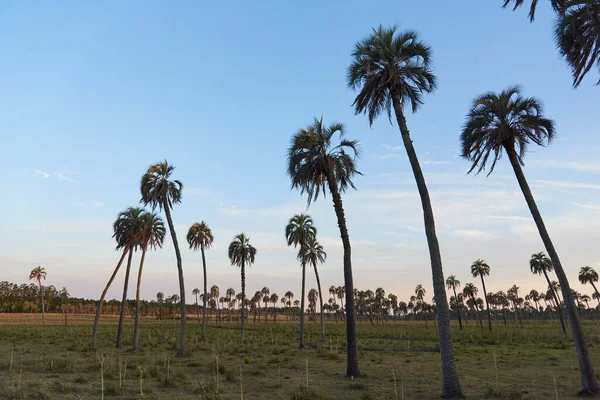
[1,1,599,304]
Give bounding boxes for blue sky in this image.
[1,1,599,303]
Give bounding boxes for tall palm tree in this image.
[461,86,599,394]
[446,276,463,331]
[228,233,256,341]
[530,252,566,334]
[261,287,270,324]
[187,221,214,340]
[463,283,483,331]
[285,214,317,348]
[115,207,145,348]
[133,211,165,350]
[471,260,492,331]
[300,236,327,339]
[287,118,361,377]
[579,266,600,302]
[29,266,47,328]
[503,0,600,87]
[140,160,186,357]
[348,25,461,396]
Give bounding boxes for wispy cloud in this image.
[34,169,50,178]
[451,229,497,240]
[572,202,600,211]
[422,161,450,166]
[54,172,79,184]
[533,180,600,190]
[377,154,406,160]
[382,144,403,151]
[534,160,600,174]
[74,201,105,209]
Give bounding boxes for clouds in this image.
[33,169,80,184]
[534,160,600,174]
[74,201,105,209]
[34,169,50,178]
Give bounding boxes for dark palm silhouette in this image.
[300,236,327,339]
[348,25,462,397]
[530,252,566,334]
[446,275,463,331]
[285,214,316,348]
[461,86,599,394]
[471,260,492,331]
[140,160,186,357]
[228,233,256,341]
[579,266,600,302]
[133,211,165,350]
[187,221,214,340]
[287,117,361,377]
[29,266,47,328]
[463,283,483,331]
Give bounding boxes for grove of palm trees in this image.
[2,1,600,399]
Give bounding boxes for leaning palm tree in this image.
[29,266,47,328]
[285,214,317,347]
[348,25,461,396]
[300,236,327,339]
[115,207,145,348]
[503,0,600,87]
[461,88,599,394]
[228,233,256,341]
[140,160,186,357]
[133,211,165,350]
[91,209,139,349]
[579,266,600,301]
[446,276,463,331]
[187,221,214,340]
[471,260,492,331]
[531,252,566,334]
[287,118,361,377]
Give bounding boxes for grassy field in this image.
[1,314,599,399]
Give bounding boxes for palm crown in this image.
[287,118,360,205]
[461,86,555,175]
[299,236,326,268]
[446,275,461,290]
[113,207,146,250]
[502,0,566,21]
[139,212,166,250]
[140,161,183,211]
[530,252,553,275]
[29,266,47,285]
[471,259,490,278]
[579,266,599,285]
[463,283,478,298]
[347,25,437,123]
[285,214,316,250]
[228,233,257,268]
[187,222,214,251]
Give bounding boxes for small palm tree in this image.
[285,214,317,347]
[471,260,492,331]
[284,291,294,321]
[270,293,279,323]
[228,233,256,340]
[210,285,220,323]
[187,221,214,340]
[463,283,483,331]
[462,86,599,394]
[446,275,463,331]
[348,25,461,396]
[140,160,186,357]
[29,266,47,327]
[192,288,200,322]
[261,286,270,324]
[300,236,327,339]
[287,118,361,377]
[530,252,566,334]
[579,266,600,302]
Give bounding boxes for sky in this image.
[1,1,599,304]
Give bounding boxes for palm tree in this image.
[300,236,327,339]
[285,291,294,321]
[446,276,463,331]
[579,266,600,302]
[29,266,47,327]
[507,285,523,328]
[133,211,165,350]
[228,233,256,340]
[270,293,279,323]
[530,252,566,333]
[261,287,270,324]
[115,207,145,348]
[503,0,600,87]
[471,260,492,331]
[226,288,236,323]
[192,288,200,323]
[308,289,319,319]
[463,283,483,331]
[287,118,361,377]
[348,25,461,396]
[140,160,186,357]
[157,292,166,339]
[187,221,214,340]
[461,86,599,394]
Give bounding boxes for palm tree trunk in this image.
[201,247,208,340]
[543,270,567,335]
[265,299,269,325]
[195,294,200,324]
[452,287,463,331]
[480,276,492,331]
[313,264,325,340]
[240,261,246,341]
[299,260,306,349]
[163,205,186,357]
[326,171,360,378]
[392,99,463,398]
[116,249,134,348]
[505,144,599,394]
[133,245,148,350]
[38,281,45,328]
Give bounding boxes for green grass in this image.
[1,315,599,399]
